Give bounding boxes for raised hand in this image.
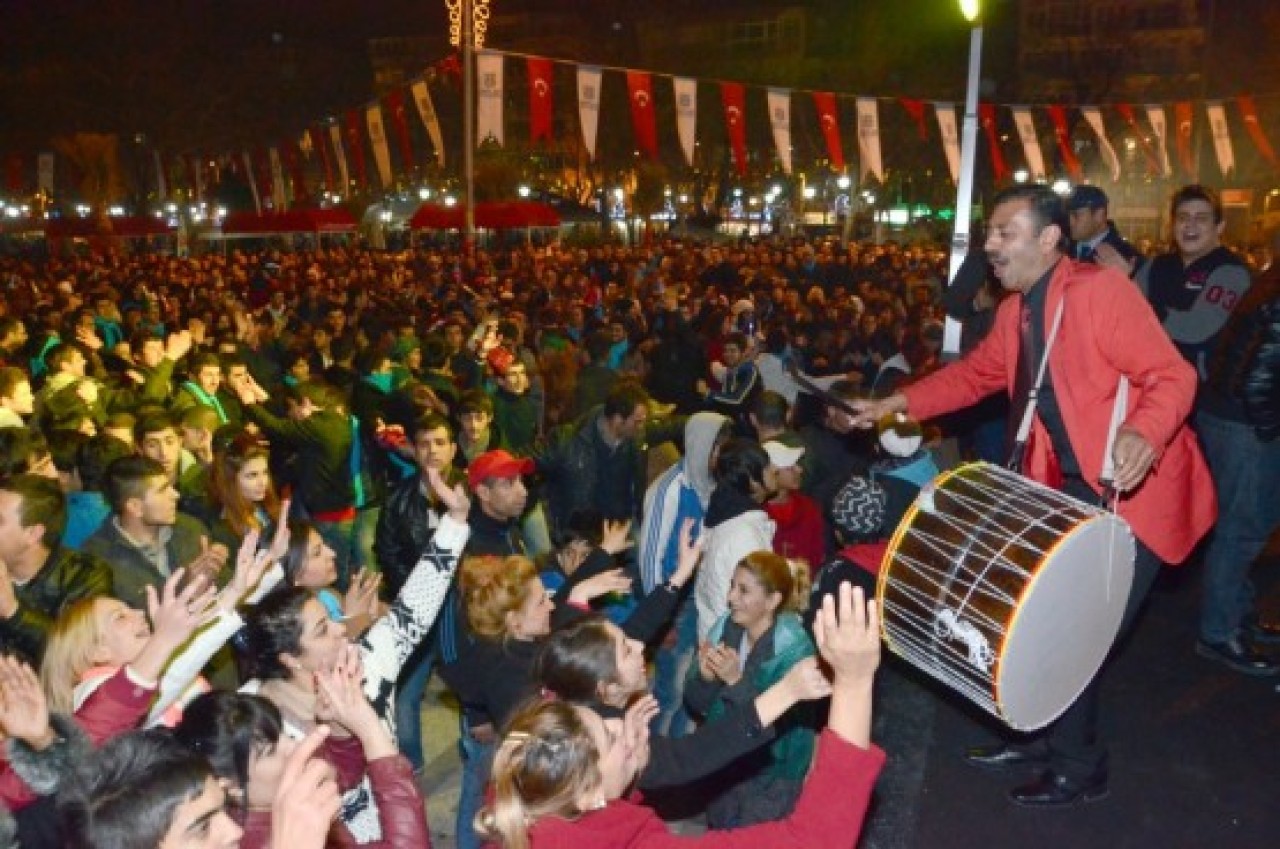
[707,644,742,686]
[271,725,340,849]
[600,519,633,555]
[263,502,292,565]
[0,655,53,748]
[813,582,881,685]
[779,656,833,703]
[668,517,705,587]
[426,466,471,522]
[567,568,633,606]
[147,568,217,645]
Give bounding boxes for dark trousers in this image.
[994,477,1163,781]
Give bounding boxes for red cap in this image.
[467,449,534,489]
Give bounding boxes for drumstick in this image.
[786,360,860,415]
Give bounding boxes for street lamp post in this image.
[449,0,490,253]
[944,0,983,357]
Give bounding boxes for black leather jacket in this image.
[0,546,112,661]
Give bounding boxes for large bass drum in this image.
[876,462,1135,731]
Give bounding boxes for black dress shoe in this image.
[1195,638,1280,677]
[963,743,1048,772]
[1245,616,1280,648]
[1009,769,1109,807]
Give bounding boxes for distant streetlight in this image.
[943,0,983,358]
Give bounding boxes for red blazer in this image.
[902,259,1216,564]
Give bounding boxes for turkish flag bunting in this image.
[1113,104,1161,176]
[721,82,748,177]
[626,71,658,159]
[385,89,415,171]
[1174,101,1195,176]
[254,147,274,207]
[813,92,844,170]
[528,58,555,144]
[344,109,369,188]
[282,142,309,205]
[900,98,928,140]
[1046,106,1082,181]
[5,154,25,194]
[309,126,334,191]
[1237,95,1279,172]
[979,103,1010,183]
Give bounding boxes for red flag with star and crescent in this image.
[813,92,845,170]
[384,88,415,171]
[1174,101,1195,177]
[528,57,554,145]
[721,82,748,177]
[1237,95,1279,172]
[626,71,658,160]
[344,109,369,189]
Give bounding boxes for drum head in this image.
[996,513,1135,731]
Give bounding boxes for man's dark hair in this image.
[46,429,89,474]
[1170,184,1223,224]
[584,331,612,363]
[712,438,769,495]
[723,331,749,352]
[102,455,168,516]
[77,435,136,492]
[602,380,650,421]
[186,351,221,375]
[45,342,87,373]
[134,408,181,443]
[0,473,67,549]
[0,428,51,478]
[59,729,212,849]
[991,184,1070,252]
[412,410,455,440]
[0,366,28,400]
[753,390,790,431]
[458,388,494,417]
[420,333,450,369]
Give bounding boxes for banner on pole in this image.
[855,97,884,183]
[476,50,505,147]
[674,77,697,168]
[577,66,602,161]
[767,88,792,175]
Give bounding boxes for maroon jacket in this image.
[239,754,429,849]
[522,729,885,849]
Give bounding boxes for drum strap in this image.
[1009,300,1065,471]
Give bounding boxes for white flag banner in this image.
[37,152,54,194]
[365,104,394,188]
[328,124,351,194]
[268,147,288,209]
[577,65,603,161]
[673,76,697,168]
[1144,105,1174,177]
[153,151,168,198]
[1011,106,1048,181]
[935,103,961,182]
[409,81,446,167]
[476,50,504,147]
[242,152,261,213]
[855,98,884,182]
[1205,101,1236,177]
[1080,107,1121,182]
[767,88,793,175]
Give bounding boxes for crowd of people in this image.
[0,182,1276,849]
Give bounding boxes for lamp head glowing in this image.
[960,0,981,22]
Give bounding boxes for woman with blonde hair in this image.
[41,526,284,728]
[684,550,816,829]
[479,582,885,849]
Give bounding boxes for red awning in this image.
[44,216,176,238]
[408,201,561,230]
[218,208,357,235]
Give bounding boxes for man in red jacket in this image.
[852,184,1216,807]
